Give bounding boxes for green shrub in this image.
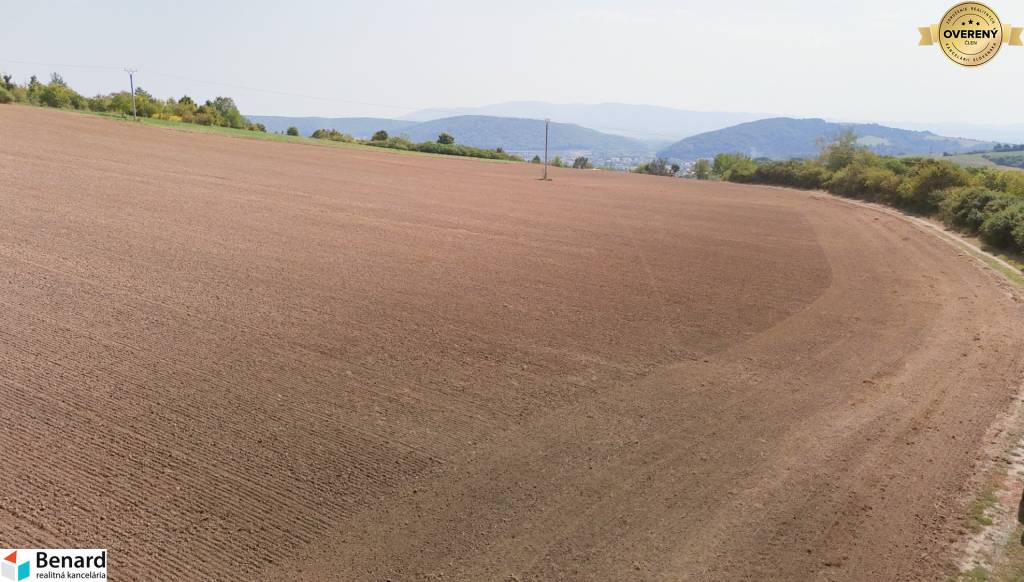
[39,84,75,108]
[713,153,757,181]
[311,128,354,142]
[1014,217,1024,251]
[286,126,299,136]
[975,167,1024,197]
[691,158,711,180]
[827,163,900,201]
[753,159,830,189]
[371,130,388,141]
[939,187,1015,233]
[820,130,859,171]
[980,202,1024,249]
[633,157,675,176]
[895,159,972,212]
[362,137,520,161]
[572,156,593,169]
[0,86,12,104]
[437,132,455,145]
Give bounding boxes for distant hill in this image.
[248,116,414,138]
[247,114,650,155]
[403,101,767,144]
[395,116,645,153]
[658,118,996,161]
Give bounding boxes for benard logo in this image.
[0,549,106,580]
[1,552,29,582]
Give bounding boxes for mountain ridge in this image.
[248,114,651,155]
[658,117,997,161]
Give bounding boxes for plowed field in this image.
[1,107,1022,580]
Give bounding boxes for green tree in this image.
[39,84,73,108]
[211,96,245,128]
[712,153,757,181]
[634,157,673,176]
[531,155,542,164]
[26,75,44,103]
[572,156,592,169]
[437,132,455,145]
[286,126,299,136]
[820,130,859,171]
[550,156,564,167]
[372,130,389,141]
[691,159,711,179]
[0,85,12,104]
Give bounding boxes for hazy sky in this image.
[1,0,1021,125]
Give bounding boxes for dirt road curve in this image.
[1,107,1022,581]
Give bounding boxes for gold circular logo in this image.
[939,2,1003,65]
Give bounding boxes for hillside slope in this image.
[403,101,766,143]
[248,115,414,138]
[249,113,650,154]
[397,115,647,152]
[659,117,995,160]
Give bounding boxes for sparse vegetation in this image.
[633,157,678,177]
[690,159,711,180]
[359,134,521,161]
[311,128,354,142]
[711,135,1024,256]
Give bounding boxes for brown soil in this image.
[1,107,1022,581]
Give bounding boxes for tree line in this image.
[303,127,523,161]
[694,132,1024,255]
[0,72,266,132]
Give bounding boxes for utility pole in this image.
[124,68,138,120]
[543,118,550,180]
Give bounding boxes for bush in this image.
[286,126,299,136]
[826,162,899,201]
[714,153,757,181]
[572,156,592,169]
[39,84,74,108]
[939,187,1015,233]
[975,167,1024,197]
[895,159,972,212]
[311,128,353,142]
[371,130,389,141]
[634,157,674,176]
[691,159,711,180]
[531,155,541,164]
[437,132,454,145]
[0,86,12,104]
[753,159,831,190]
[980,202,1024,250]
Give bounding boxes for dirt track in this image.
[1,106,1022,581]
